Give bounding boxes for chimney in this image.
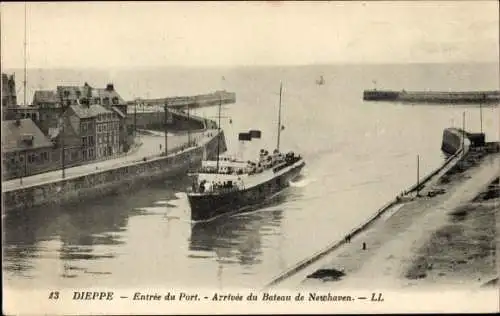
[106,83,114,91]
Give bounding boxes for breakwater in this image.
[127,109,210,132]
[126,90,236,110]
[363,89,500,104]
[2,131,227,213]
[263,127,472,289]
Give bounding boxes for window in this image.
[89,148,94,157]
[76,90,81,98]
[89,135,94,145]
[82,137,87,146]
[82,123,87,132]
[27,153,36,164]
[112,97,119,105]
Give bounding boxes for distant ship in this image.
[186,83,306,222]
[316,75,325,86]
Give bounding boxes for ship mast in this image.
[216,94,222,172]
[276,82,283,151]
[23,2,27,106]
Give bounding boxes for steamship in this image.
[187,83,306,222]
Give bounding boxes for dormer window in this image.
[112,97,119,105]
[21,134,34,146]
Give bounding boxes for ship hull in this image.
[188,160,305,222]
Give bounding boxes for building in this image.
[1,73,17,108]
[32,90,58,108]
[95,106,121,158]
[110,106,128,152]
[31,82,131,153]
[2,118,55,180]
[56,102,121,162]
[2,73,18,119]
[56,83,126,108]
[32,90,61,134]
[3,107,40,122]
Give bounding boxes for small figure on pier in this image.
[362,242,367,250]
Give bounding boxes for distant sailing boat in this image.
[316,75,325,86]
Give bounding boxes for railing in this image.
[191,183,245,195]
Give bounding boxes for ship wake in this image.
[289,177,315,188]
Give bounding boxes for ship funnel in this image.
[238,132,251,160]
[248,130,262,161]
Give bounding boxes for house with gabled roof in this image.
[57,102,121,163]
[32,81,130,154]
[2,118,55,180]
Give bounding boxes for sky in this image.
[1,1,499,68]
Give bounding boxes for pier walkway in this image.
[2,130,215,192]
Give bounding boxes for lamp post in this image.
[134,98,138,136]
[416,154,420,197]
[187,104,191,147]
[462,111,465,157]
[480,94,484,134]
[60,94,66,179]
[164,103,168,156]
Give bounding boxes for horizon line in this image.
[3,61,499,72]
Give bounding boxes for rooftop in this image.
[70,104,112,119]
[33,90,58,104]
[2,119,53,153]
[57,83,126,104]
[111,106,126,118]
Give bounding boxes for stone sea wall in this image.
[127,110,206,132]
[363,90,500,104]
[2,131,227,213]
